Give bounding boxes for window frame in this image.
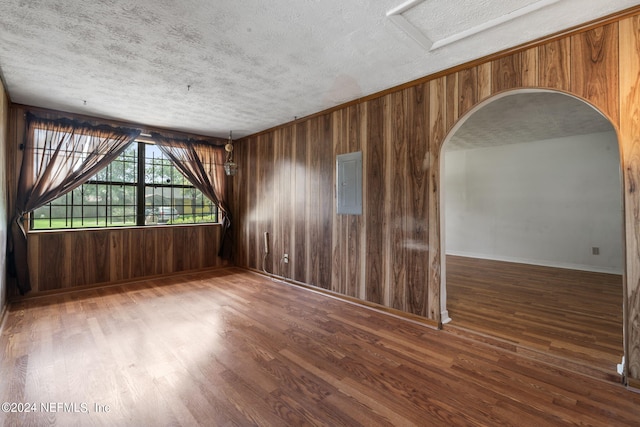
[29,140,219,230]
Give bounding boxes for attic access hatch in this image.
[336,151,362,215]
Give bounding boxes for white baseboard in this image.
[441,310,451,324]
[445,250,622,275]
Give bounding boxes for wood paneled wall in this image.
[23,225,227,294]
[0,80,9,314]
[233,14,640,383]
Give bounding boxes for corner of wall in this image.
[0,77,8,317]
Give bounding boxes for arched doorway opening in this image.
[439,89,625,380]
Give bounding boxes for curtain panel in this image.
[9,113,141,294]
[150,133,232,259]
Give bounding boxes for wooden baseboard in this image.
[628,377,640,392]
[243,267,441,330]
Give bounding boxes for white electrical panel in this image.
[336,151,362,215]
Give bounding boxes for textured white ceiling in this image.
[0,1,637,138]
[446,92,615,151]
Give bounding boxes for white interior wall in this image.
[444,130,623,274]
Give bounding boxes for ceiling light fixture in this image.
[224,130,237,176]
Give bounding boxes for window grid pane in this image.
[30,141,218,230]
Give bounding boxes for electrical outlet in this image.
[283,253,289,264]
[592,247,600,255]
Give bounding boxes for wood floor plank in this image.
[1,267,639,426]
[445,255,624,379]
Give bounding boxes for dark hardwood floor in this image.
[1,267,639,426]
[445,255,624,382]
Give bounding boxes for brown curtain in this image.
[9,113,141,294]
[151,133,232,259]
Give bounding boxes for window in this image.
[31,142,218,229]
[143,143,218,226]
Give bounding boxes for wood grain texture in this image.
[308,114,333,289]
[388,91,407,311]
[306,117,322,286]
[477,62,492,101]
[521,47,539,87]
[346,104,362,298]
[445,74,459,130]
[365,97,384,305]
[25,225,227,293]
[225,12,640,383]
[37,233,69,291]
[331,109,346,295]
[492,52,522,92]
[571,23,620,125]
[539,38,571,90]
[446,256,623,382]
[619,14,640,380]
[2,269,640,426]
[458,67,477,117]
[277,126,293,279]
[258,133,275,274]
[318,115,334,290]
[405,84,429,317]
[293,121,308,283]
[245,135,257,270]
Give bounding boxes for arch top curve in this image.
[440,88,617,155]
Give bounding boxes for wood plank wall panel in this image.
[234,141,246,269]
[351,105,362,298]
[539,38,571,90]
[259,133,274,274]
[347,105,362,298]
[364,97,385,305]
[245,136,257,270]
[201,225,219,269]
[571,23,620,125]
[306,118,322,286]
[232,10,640,383]
[388,91,408,311]
[273,128,284,276]
[477,62,493,101]
[406,84,430,317]
[293,122,308,283]
[445,74,459,130]
[26,225,226,293]
[72,230,110,287]
[143,228,159,276]
[37,233,68,291]
[521,47,539,87]
[239,136,251,270]
[132,229,148,278]
[278,126,293,279]
[331,110,346,295]
[318,115,334,290]
[492,53,522,92]
[458,68,477,117]
[158,227,174,274]
[176,228,190,271]
[619,14,640,381]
